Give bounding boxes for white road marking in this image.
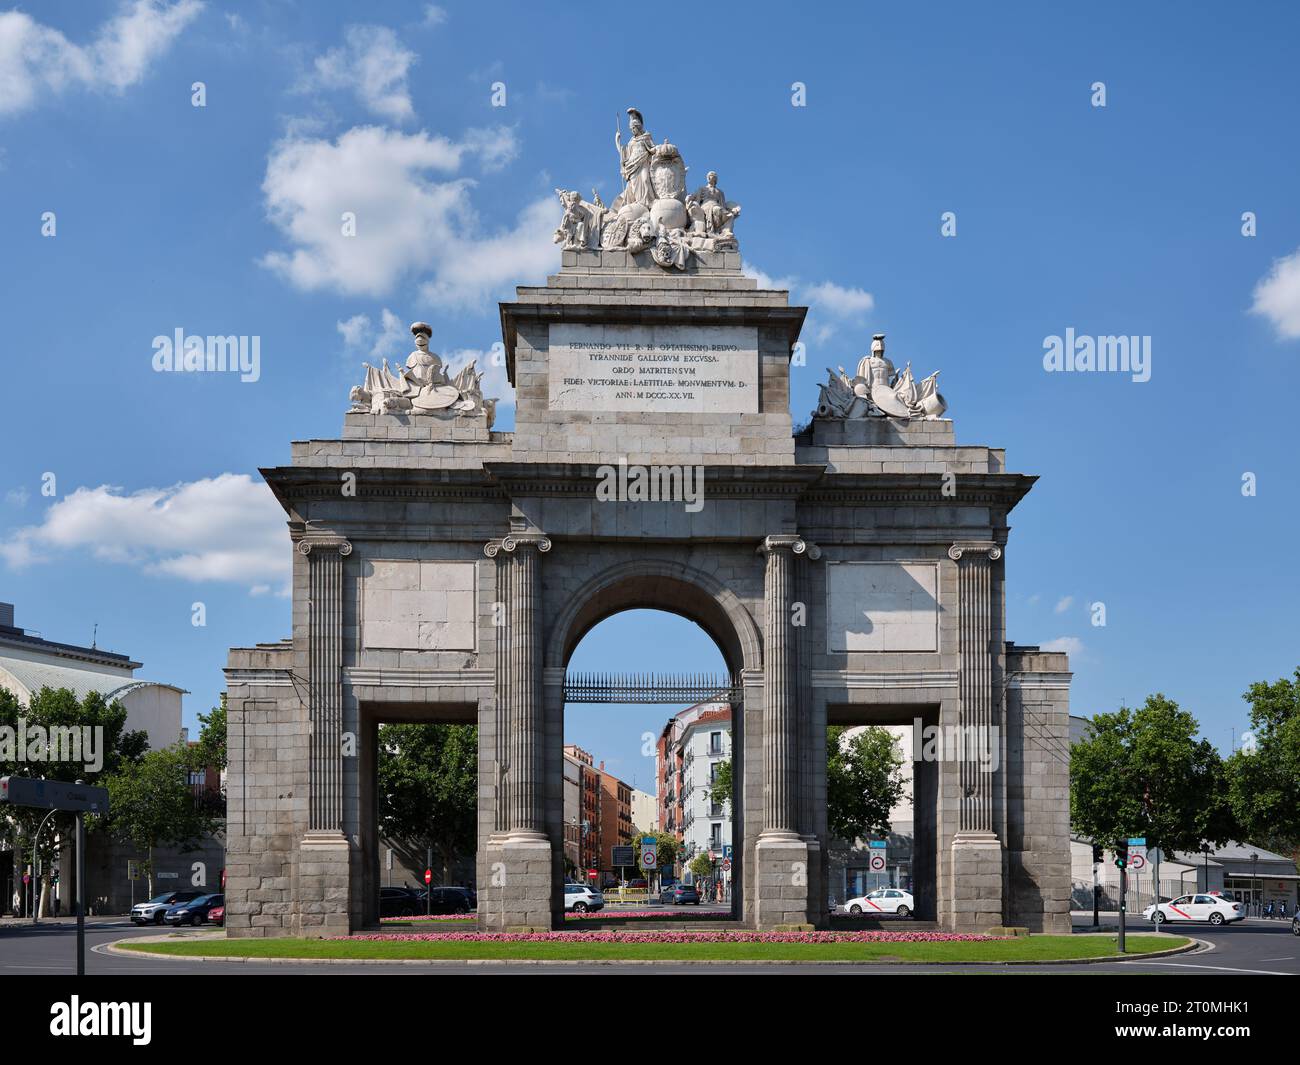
[1129,960,1293,975]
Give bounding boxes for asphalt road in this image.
[2,914,1296,975]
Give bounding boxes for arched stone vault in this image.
[545,558,763,676]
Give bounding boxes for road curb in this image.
[105,933,1202,967]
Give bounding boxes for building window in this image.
[710,823,722,849]
[710,731,723,754]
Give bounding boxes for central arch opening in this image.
[559,606,744,926]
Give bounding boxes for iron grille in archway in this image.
[563,672,741,704]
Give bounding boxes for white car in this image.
[843,888,913,917]
[1143,893,1244,926]
[563,883,605,913]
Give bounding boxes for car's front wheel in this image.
[896,905,911,917]
[154,912,165,925]
[1209,912,1225,926]
[849,904,862,914]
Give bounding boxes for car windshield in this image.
[147,894,175,904]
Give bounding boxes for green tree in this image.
[0,685,146,915]
[1225,668,1300,857]
[707,758,732,808]
[826,726,907,843]
[1070,694,1236,856]
[194,694,227,772]
[102,743,219,898]
[377,723,477,884]
[688,851,714,881]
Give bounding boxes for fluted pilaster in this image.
[949,540,1001,834]
[486,534,551,836]
[297,535,351,833]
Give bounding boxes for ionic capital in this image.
[948,540,1002,562]
[757,535,821,560]
[296,535,352,557]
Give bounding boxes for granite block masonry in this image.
[225,108,1072,936]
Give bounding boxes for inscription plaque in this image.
[548,323,758,413]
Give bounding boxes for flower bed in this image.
[342,929,1005,944]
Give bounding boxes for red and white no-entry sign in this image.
[424,868,432,885]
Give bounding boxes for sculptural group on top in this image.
[816,334,948,421]
[553,107,741,270]
[348,321,495,427]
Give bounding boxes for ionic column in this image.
[484,538,512,833]
[948,540,1001,834]
[297,535,351,833]
[487,534,550,837]
[757,534,815,837]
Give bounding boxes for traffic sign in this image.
[640,835,658,871]
[127,860,141,881]
[868,839,887,872]
[722,845,733,859]
[0,777,108,814]
[1126,837,1148,872]
[611,845,634,868]
[424,868,432,885]
[722,859,731,872]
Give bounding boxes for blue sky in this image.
[2,1,1298,776]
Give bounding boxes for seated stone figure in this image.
[687,171,740,240]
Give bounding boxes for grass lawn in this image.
[120,934,1188,963]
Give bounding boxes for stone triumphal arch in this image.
[225,111,1072,936]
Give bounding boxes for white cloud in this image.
[305,25,417,123]
[1040,636,1083,659]
[4,487,28,508]
[743,261,874,342]
[1054,595,1073,614]
[261,124,547,305]
[0,474,289,593]
[422,5,448,28]
[0,0,202,117]
[1250,247,1300,340]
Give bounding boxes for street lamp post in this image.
[1251,852,1259,916]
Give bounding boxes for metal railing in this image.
[564,672,740,705]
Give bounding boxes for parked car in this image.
[130,890,205,925]
[843,888,914,917]
[1292,913,1299,936]
[564,883,605,912]
[659,883,701,905]
[207,902,225,926]
[415,887,474,915]
[1143,893,1244,926]
[164,893,224,926]
[379,886,422,918]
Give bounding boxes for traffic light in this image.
[1091,844,1104,864]
[1114,841,1128,869]
[51,869,59,886]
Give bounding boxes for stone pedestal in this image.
[294,831,351,938]
[949,832,1005,931]
[753,834,814,929]
[480,832,553,932]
